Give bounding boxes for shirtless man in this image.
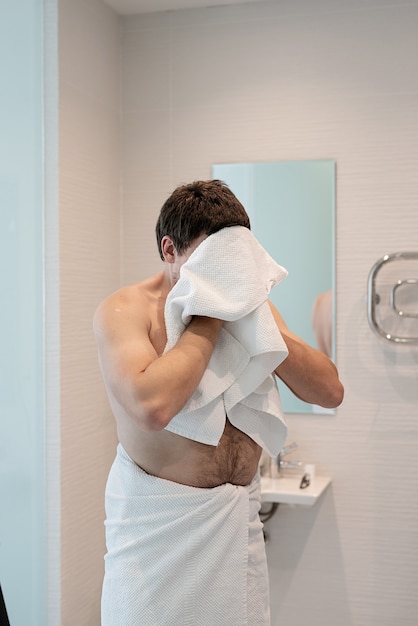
[95,180,344,625]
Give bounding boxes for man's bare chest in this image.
[148,306,168,357]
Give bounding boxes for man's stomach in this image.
[117,417,262,488]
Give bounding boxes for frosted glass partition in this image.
[0,1,47,623]
[212,161,335,414]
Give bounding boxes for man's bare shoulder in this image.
[93,274,164,338]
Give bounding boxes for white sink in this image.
[260,475,332,506]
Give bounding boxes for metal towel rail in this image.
[367,251,418,344]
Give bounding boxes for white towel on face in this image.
[164,225,288,457]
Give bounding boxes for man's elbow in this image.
[139,404,173,431]
[323,380,344,408]
[128,396,174,432]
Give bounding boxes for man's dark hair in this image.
[156,180,251,260]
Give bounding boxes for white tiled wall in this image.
[120,1,418,625]
[58,0,418,623]
[59,0,120,622]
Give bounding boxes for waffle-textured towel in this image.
[101,445,270,626]
[164,226,288,457]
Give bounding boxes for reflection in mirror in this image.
[212,160,335,414]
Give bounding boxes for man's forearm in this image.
[275,333,344,408]
[136,316,223,430]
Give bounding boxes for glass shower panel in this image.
[0,1,47,623]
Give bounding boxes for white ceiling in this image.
[102,0,264,16]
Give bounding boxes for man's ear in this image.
[161,236,176,263]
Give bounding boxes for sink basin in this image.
[260,475,331,506]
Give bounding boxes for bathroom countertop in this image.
[260,475,332,506]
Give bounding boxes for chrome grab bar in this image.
[367,252,418,344]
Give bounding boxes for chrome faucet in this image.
[276,442,302,474]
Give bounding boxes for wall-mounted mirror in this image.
[212,160,335,415]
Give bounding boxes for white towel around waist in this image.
[164,226,288,457]
[101,445,270,626]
